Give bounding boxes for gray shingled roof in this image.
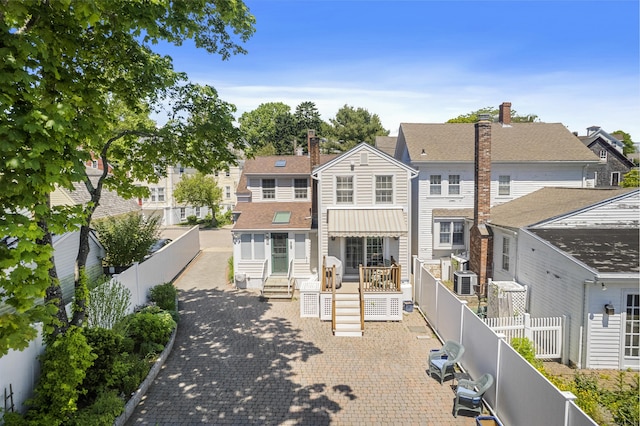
[66,168,141,220]
[432,187,637,229]
[232,201,312,231]
[529,228,639,273]
[400,122,599,163]
[375,136,398,157]
[488,187,637,228]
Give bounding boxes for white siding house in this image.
[394,103,600,266]
[312,143,417,284]
[232,153,336,289]
[486,187,639,369]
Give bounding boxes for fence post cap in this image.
[560,391,577,401]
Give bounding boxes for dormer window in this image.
[262,179,275,199]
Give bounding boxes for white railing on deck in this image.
[260,258,269,296]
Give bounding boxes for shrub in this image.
[26,327,97,425]
[68,390,124,426]
[121,309,176,357]
[511,337,543,370]
[186,214,198,225]
[227,256,234,284]
[109,352,152,396]
[149,282,177,312]
[87,279,131,330]
[94,212,161,267]
[81,328,124,398]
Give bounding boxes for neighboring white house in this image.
[311,142,417,284]
[139,162,243,226]
[484,187,639,370]
[231,151,336,289]
[393,102,600,265]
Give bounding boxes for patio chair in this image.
[453,373,494,417]
[428,340,465,384]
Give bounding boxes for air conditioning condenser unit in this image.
[453,270,477,296]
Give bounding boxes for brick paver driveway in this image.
[126,228,477,425]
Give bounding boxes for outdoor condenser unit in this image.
[453,270,477,296]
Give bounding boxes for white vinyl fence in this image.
[0,226,200,417]
[412,256,596,426]
[484,313,565,359]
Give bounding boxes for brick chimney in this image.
[308,129,320,169]
[469,114,493,295]
[499,102,511,125]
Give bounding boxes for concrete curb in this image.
[113,309,178,426]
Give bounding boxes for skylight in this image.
[272,211,291,224]
[275,159,286,167]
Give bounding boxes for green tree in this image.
[327,104,389,151]
[447,106,539,123]
[93,213,161,267]
[239,102,297,155]
[174,172,223,227]
[613,130,636,156]
[621,169,640,188]
[1,1,255,353]
[294,101,326,150]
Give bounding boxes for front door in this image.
[271,233,288,274]
[345,237,363,275]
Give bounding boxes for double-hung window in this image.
[375,175,393,204]
[448,175,460,195]
[437,220,464,247]
[336,176,353,204]
[502,237,510,271]
[294,178,308,199]
[430,175,442,195]
[498,175,511,196]
[240,234,265,260]
[262,179,276,199]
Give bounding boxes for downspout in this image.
[580,279,596,369]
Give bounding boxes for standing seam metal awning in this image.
[327,209,407,237]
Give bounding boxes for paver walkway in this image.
[126,229,478,425]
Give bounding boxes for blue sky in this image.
[156,0,640,140]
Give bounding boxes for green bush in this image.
[121,309,176,357]
[227,256,234,284]
[94,212,161,267]
[186,214,198,225]
[81,328,124,398]
[511,337,543,370]
[68,390,124,426]
[149,282,177,312]
[26,327,97,425]
[87,279,131,330]
[110,352,152,396]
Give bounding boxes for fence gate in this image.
[484,313,563,359]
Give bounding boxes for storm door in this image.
[271,233,288,274]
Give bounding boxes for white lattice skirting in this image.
[320,293,402,321]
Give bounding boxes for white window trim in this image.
[434,220,465,249]
[336,176,354,204]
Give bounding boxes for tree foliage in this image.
[447,106,539,123]
[613,130,636,156]
[1,1,255,351]
[173,172,223,226]
[239,102,297,155]
[93,213,161,267]
[621,169,640,188]
[328,104,389,150]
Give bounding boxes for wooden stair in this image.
[261,277,293,301]
[333,292,363,337]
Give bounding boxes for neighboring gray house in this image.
[579,126,635,187]
[485,187,639,370]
